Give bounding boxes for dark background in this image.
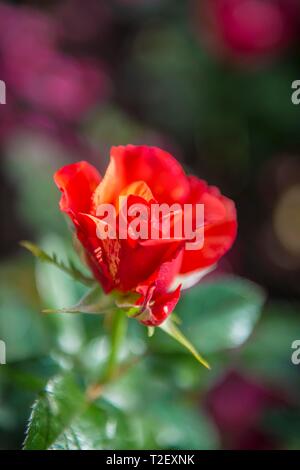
[0,0,300,450]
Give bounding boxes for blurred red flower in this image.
[197,0,300,62]
[54,145,237,326]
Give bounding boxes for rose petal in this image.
[135,283,181,327]
[54,161,101,219]
[94,145,190,206]
[180,176,237,273]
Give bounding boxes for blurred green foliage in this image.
[1,0,300,451]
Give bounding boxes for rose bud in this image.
[54,145,237,326]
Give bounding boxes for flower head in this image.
[54,145,237,326]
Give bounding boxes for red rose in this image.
[54,145,237,326]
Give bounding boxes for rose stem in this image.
[102,309,127,383]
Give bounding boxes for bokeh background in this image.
[1,0,300,450]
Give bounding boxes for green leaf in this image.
[20,241,95,287]
[175,277,265,353]
[49,400,137,450]
[49,404,107,450]
[159,317,210,369]
[23,373,86,450]
[42,285,115,315]
[24,372,140,450]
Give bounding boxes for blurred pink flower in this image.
[16,56,108,121]
[196,0,300,62]
[0,2,110,122]
[205,370,288,449]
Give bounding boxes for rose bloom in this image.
[54,145,237,326]
[197,0,299,61]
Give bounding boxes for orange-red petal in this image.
[95,145,190,206]
[54,161,101,219]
